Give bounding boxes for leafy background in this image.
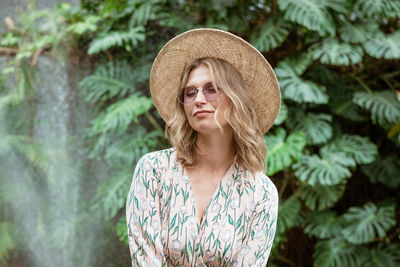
[0,0,399,266]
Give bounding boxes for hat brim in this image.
[150,28,281,134]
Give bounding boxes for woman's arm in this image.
[126,155,166,267]
[234,181,279,267]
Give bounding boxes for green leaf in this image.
[299,183,345,211]
[364,243,400,267]
[339,21,380,44]
[323,134,377,165]
[116,215,128,245]
[288,111,333,145]
[277,196,302,234]
[294,147,355,186]
[309,39,363,65]
[353,90,400,126]
[303,211,343,239]
[250,17,290,52]
[362,154,400,188]
[364,31,400,59]
[264,128,306,175]
[129,0,163,27]
[314,237,368,267]
[341,203,396,244]
[88,26,145,54]
[275,56,329,104]
[354,0,400,18]
[277,0,347,36]
[273,102,288,125]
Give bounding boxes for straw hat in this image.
[150,28,281,133]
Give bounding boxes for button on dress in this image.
[126,148,278,267]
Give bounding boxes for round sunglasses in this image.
[178,82,220,105]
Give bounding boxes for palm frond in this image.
[364,31,400,59]
[277,0,347,36]
[264,128,306,175]
[303,211,343,239]
[362,154,400,188]
[323,134,377,165]
[353,90,400,126]
[354,0,400,18]
[314,237,368,267]
[88,26,145,55]
[341,203,396,244]
[309,39,363,65]
[250,17,290,52]
[288,111,333,145]
[299,183,346,211]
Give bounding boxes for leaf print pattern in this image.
[126,148,278,267]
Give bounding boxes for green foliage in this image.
[353,90,400,126]
[250,17,290,52]
[362,154,400,188]
[299,183,346,211]
[264,128,306,175]
[273,102,288,125]
[309,39,364,65]
[354,0,400,18]
[303,211,343,238]
[277,196,302,234]
[341,203,396,244]
[88,26,145,54]
[364,31,400,59]
[0,222,16,264]
[339,22,380,44]
[364,243,400,267]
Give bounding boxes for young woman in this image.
[126,28,281,267]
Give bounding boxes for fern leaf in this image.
[309,39,363,65]
[91,94,153,134]
[314,237,368,267]
[323,134,377,165]
[353,90,400,126]
[129,0,163,27]
[277,196,302,234]
[299,183,345,211]
[264,128,306,175]
[288,111,333,145]
[364,31,400,59]
[364,243,400,267]
[362,154,400,188]
[341,203,396,244]
[303,211,343,238]
[294,147,355,185]
[354,0,400,18]
[339,21,380,43]
[250,17,290,52]
[88,26,145,54]
[275,56,329,104]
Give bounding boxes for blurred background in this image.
[0,0,399,266]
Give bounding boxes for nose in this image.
[193,88,207,104]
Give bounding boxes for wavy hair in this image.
[165,58,266,174]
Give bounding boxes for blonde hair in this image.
[165,58,266,174]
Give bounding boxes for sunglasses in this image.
[178,82,220,105]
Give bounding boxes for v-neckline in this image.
[182,163,234,229]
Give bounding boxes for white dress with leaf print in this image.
[126,148,278,267]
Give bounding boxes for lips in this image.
[193,110,213,116]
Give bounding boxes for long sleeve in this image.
[126,155,166,267]
[234,179,279,267]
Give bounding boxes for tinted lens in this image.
[178,86,197,104]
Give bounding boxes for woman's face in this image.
[183,64,231,134]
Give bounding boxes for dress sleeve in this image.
[126,155,166,267]
[235,179,279,267]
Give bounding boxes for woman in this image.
[126,28,281,267]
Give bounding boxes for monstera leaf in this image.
[294,147,355,186]
[309,39,364,65]
[354,0,400,18]
[339,21,380,43]
[275,56,329,104]
[288,111,333,145]
[264,128,306,175]
[353,90,400,126]
[250,17,290,52]
[362,154,400,188]
[303,211,343,239]
[364,31,400,59]
[273,102,288,125]
[277,196,302,234]
[277,0,347,36]
[323,134,377,165]
[299,183,346,211]
[314,237,368,267]
[364,243,400,267]
[341,203,396,244]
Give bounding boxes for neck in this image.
[195,127,235,171]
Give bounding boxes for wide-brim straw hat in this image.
[150,28,281,133]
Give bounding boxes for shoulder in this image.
[253,172,279,210]
[137,147,177,167]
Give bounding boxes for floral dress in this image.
[126,148,278,267]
